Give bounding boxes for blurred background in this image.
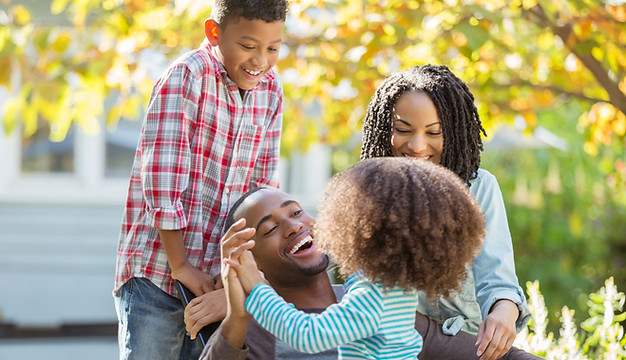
[0,0,624,358]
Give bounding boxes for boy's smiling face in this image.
[209,18,284,91]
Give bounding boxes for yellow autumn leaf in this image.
[106,104,122,127]
[51,31,72,53]
[121,93,143,120]
[522,111,538,128]
[49,110,73,142]
[574,19,592,40]
[531,89,554,107]
[510,97,531,112]
[12,5,32,25]
[51,0,71,15]
[0,56,11,88]
[2,96,22,135]
[38,80,64,103]
[22,97,39,136]
[612,111,626,136]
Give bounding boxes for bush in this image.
[515,277,626,359]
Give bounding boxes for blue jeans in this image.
[114,277,203,360]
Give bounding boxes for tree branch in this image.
[523,4,626,115]
[488,81,607,104]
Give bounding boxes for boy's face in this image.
[213,18,284,90]
[234,188,329,285]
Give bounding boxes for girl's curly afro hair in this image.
[314,157,485,297]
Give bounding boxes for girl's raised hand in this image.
[223,242,266,295]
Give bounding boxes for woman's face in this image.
[390,91,444,165]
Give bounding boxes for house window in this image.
[21,124,75,174]
[105,118,142,178]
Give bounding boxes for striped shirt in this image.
[114,41,282,296]
[245,273,422,359]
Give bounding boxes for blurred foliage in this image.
[280,0,626,159]
[1,0,625,331]
[1,0,624,154]
[481,99,626,331]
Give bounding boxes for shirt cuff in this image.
[146,200,188,230]
[482,290,531,334]
[514,298,532,333]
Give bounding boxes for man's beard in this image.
[290,253,330,276]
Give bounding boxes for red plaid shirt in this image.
[114,42,282,296]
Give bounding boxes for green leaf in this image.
[455,22,490,52]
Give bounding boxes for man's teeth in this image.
[245,68,261,75]
[289,235,312,254]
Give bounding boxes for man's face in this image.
[234,188,329,284]
[214,18,284,90]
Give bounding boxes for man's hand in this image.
[184,289,227,339]
[475,299,519,360]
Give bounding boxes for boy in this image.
[113,0,289,359]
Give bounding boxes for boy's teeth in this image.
[245,68,261,75]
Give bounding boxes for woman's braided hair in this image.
[360,64,486,185]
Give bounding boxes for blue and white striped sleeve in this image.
[245,282,383,354]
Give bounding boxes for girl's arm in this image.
[243,281,382,354]
[227,251,382,355]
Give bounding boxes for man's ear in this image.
[204,19,220,46]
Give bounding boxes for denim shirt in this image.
[415,169,531,335]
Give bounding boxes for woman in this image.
[361,64,538,360]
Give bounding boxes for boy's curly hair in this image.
[360,64,486,185]
[211,0,289,26]
[314,157,485,297]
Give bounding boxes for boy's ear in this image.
[204,19,220,46]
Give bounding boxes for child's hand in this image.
[171,263,214,297]
[220,218,256,278]
[223,244,265,295]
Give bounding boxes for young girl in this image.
[224,157,485,359]
[361,64,533,360]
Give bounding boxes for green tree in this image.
[1,0,624,150]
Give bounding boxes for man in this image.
[186,187,541,360]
